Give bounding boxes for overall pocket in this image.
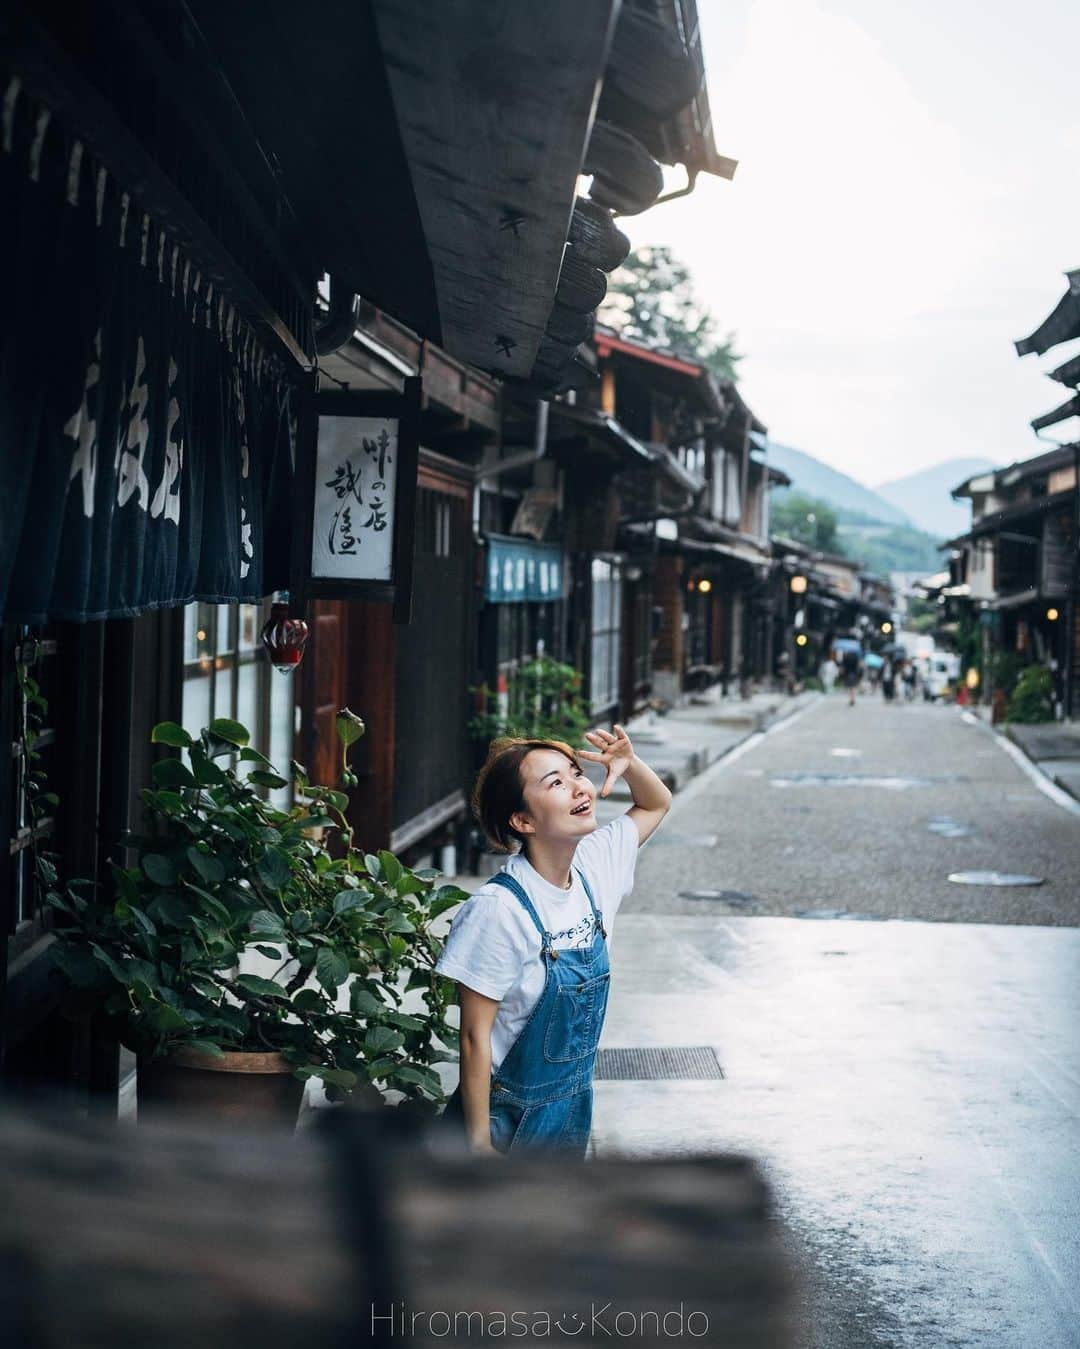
[543,970,610,1064]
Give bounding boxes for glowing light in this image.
[881,621,893,634]
[1047,608,1060,622]
[790,574,808,595]
[966,667,980,689]
[698,578,713,594]
[795,633,809,647]
[196,629,207,641]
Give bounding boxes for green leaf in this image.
[387,935,407,959]
[248,769,289,790]
[317,1067,359,1089]
[189,746,227,786]
[252,944,284,960]
[148,1003,190,1033]
[152,757,197,789]
[50,944,112,990]
[142,853,178,887]
[333,890,370,917]
[184,1039,226,1058]
[233,973,288,1000]
[321,790,350,813]
[289,814,335,832]
[395,874,428,896]
[186,847,226,885]
[365,1055,401,1081]
[249,910,287,939]
[350,987,385,1017]
[433,884,469,905]
[384,910,415,934]
[383,1010,426,1031]
[315,948,350,993]
[413,868,441,880]
[239,747,274,766]
[391,1063,443,1091]
[185,883,231,925]
[90,943,133,985]
[364,1025,404,1056]
[363,853,383,881]
[292,989,325,1014]
[378,851,403,886]
[208,718,250,748]
[256,848,291,892]
[289,910,312,934]
[151,722,192,748]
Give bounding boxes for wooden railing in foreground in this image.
[0,1103,794,1348]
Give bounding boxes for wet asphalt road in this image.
[598,694,1080,1348]
[626,695,1080,925]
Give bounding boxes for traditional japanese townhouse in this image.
[2,1,736,1108]
[662,377,773,698]
[947,445,1079,715]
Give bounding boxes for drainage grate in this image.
[595,1046,724,1081]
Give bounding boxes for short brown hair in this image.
[472,737,581,852]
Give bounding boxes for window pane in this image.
[183,672,212,736]
[216,605,235,654]
[238,604,260,651]
[237,659,258,742]
[184,603,214,663]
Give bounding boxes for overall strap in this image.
[490,872,557,959]
[575,868,607,939]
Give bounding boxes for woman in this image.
[435,725,671,1158]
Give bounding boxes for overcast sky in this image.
[619,0,1080,487]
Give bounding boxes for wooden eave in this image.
[371,0,620,381]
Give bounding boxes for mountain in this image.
[873,458,998,540]
[762,441,912,526]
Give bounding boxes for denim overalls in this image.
[441,868,610,1159]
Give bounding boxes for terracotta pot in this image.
[136,1047,305,1130]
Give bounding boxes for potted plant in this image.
[45,716,464,1128]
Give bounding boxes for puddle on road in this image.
[679,889,757,905]
[770,773,934,790]
[792,908,883,920]
[947,871,1045,887]
[927,816,975,838]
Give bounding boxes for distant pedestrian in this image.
[902,660,917,702]
[822,655,839,693]
[840,645,861,707]
[882,658,896,703]
[436,726,671,1158]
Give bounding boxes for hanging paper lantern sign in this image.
[292,377,421,623]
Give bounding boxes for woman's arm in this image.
[580,725,673,846]
[457,983,501,1154]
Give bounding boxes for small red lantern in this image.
[261,601,309,673]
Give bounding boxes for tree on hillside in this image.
[599,245,742,381]
[771,493,840,553]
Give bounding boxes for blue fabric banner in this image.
[484,536,565,603]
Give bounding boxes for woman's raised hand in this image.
[579,724,635,798]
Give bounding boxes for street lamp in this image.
[881,621,893,634]
[1047,607,1060,622]
[790,574,808,595]
[795,633,808,647]
[698,578,713,594]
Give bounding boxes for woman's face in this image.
[511,748,597,846]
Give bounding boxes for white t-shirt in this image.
[435,815,639,1072]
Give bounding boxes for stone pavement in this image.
[1004,719,1080,803]
[593,911,1080,1349]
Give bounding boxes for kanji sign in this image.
[292,378,420,622]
